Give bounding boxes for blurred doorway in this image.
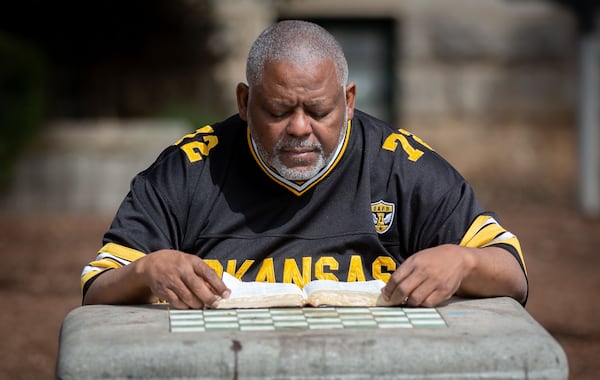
[301,18,397,123]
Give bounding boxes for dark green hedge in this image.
[0,33,46,190]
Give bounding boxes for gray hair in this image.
[246,20,348,87]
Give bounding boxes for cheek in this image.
[314,121,344,154]
[250,120,282,153]
[321,133,341,154]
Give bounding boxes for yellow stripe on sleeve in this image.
[99,242,146,262]
[462,223,506,248]
[81,269,105,291]
[460,215,527,275]
[459,215,491,247]
[80,243,147,291]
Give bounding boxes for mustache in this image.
[275,138,322,151]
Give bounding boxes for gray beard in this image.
[253,118,348,181]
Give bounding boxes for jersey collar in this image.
[247,120,352,196]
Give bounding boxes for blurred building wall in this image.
[0,0,585,214]
[1,120,190,214]
[211,0,580,204]
[211,0,575,125]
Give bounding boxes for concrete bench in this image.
[56,297,567,379]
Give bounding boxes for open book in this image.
[215,272,397,309]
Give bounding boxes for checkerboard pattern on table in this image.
[169,307,446,332]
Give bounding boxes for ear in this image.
[236,83,249,121]
[345,82,356,120]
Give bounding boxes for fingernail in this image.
[208,296,222,309]
[381,290,390,302]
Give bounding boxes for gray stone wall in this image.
[215,0,577,125]
[400,0,575,126]
[1,120,190,215]
[1,0,587,213]
[272,0,580,203]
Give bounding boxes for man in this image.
[82,20,528,309]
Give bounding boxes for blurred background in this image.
[0,0,599,378]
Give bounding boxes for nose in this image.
[286,109,312,137]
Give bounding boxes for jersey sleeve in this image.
[459,213,527,276]
[80,146,193,296]
[403,154,528,304]
[385,126,528,289]
[414,170,527,278]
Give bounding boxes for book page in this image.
[216,272,306,309]
[303,279,396,307]
[303,279,386,294]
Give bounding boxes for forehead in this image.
[257,59,340,95]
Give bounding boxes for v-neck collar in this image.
[247,120,352,196]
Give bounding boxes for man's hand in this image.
[83,249,230,309]
[381,244,470,307]
[136,250,231,309]
[381,244,527,307]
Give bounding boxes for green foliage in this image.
[0,33,46,190]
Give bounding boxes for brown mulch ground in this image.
[0,200,599,379]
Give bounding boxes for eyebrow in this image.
[261,99,329,112]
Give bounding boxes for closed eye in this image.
[309,109,332,120]
[266,109,290,119]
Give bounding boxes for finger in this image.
[392,272,425,306]
[162,287,199,310]
[406,277,438,307]
[389,270,427,306]
[179,262,228,308]
[382,262,414,300]
[166,278,206,309]
[181,274,224,308]
[421,290,449,308]
[176,285,207,309]
[194,261,231,298]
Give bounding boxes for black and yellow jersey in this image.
[82,110,527,297]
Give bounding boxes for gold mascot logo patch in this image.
[371,200,395,234]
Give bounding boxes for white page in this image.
[303,279,386,295]
[222,272,305,299]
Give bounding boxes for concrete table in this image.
[56,297,568,379]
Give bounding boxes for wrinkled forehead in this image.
[253,58,342,97]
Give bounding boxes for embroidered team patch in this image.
[371,200,395,234]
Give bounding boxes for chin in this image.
[279,166,321,181]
